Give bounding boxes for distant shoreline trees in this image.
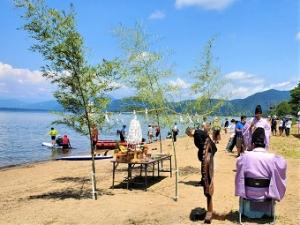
[270,82,300,117]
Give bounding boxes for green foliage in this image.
[114,22,172,128]
[190,38,227,116]
[289,82,300,116]
[16,0,121,199]
[275,101,292,116]
[15,0,120,136]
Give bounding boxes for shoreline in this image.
[0,158,53,171]
[0,136,175,170]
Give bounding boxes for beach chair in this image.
[239,178,276,225]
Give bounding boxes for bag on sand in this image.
[190,207,206,221]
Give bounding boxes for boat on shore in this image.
[96,140,127,150]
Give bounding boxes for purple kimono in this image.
[235,147,287,201]
[243,118,271,151]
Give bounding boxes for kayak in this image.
[57,155,113,161]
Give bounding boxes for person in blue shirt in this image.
[235,115,246,156]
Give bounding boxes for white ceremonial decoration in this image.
[127,112,143,145]
[105,111,110,122]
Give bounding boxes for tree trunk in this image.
[155,111,163,153]
[87,117,97,200]
[171,129,178,201]
[90,143,97,200]
[74,73,98,200]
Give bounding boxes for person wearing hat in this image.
[243,105,271,151]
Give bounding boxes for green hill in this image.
[219,89,290,116]
[0,89,290,115]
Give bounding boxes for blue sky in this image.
[0,0,299,102]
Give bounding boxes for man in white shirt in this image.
[285,118,292,136]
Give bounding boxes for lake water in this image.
[0,110,192,168]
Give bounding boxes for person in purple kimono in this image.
[235,127,287,202]
[242,105,271,151]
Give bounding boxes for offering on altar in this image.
[127,113,142,145]
[114,114,153,163]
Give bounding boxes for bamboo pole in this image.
[171,129,178,201]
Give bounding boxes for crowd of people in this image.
[205,106,294,157]
[48,105,289,220]
[270,116,293,136]
[185,104,287,220]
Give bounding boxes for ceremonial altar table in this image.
[111,154,172,190]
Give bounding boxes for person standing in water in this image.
[48,127,58,146]
[61,134,71,149]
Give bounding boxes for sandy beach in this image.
[0,132,299,225]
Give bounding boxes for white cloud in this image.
[267,81,296,90]
[224,70,297,99]
[169,78,191,89]
[175,0,236,10]
[0,62,45,84]
[296,32,300,40]
[109,85,135,99]
[110,81,128,89]
[225,71,253,80]
[149,10,166,20]
[225,71,264,85]
[0,62,54,101]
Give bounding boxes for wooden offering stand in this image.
[115,143,150,163]
[201,137,217,224]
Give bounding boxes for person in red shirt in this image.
[62,135,71,149]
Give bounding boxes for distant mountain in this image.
[26,100,63,111]
[0,98,28,109]
[0,89,291,115]
[219,89,291,115]
[0,99,62,111]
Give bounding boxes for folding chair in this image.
[239,178,276,225]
